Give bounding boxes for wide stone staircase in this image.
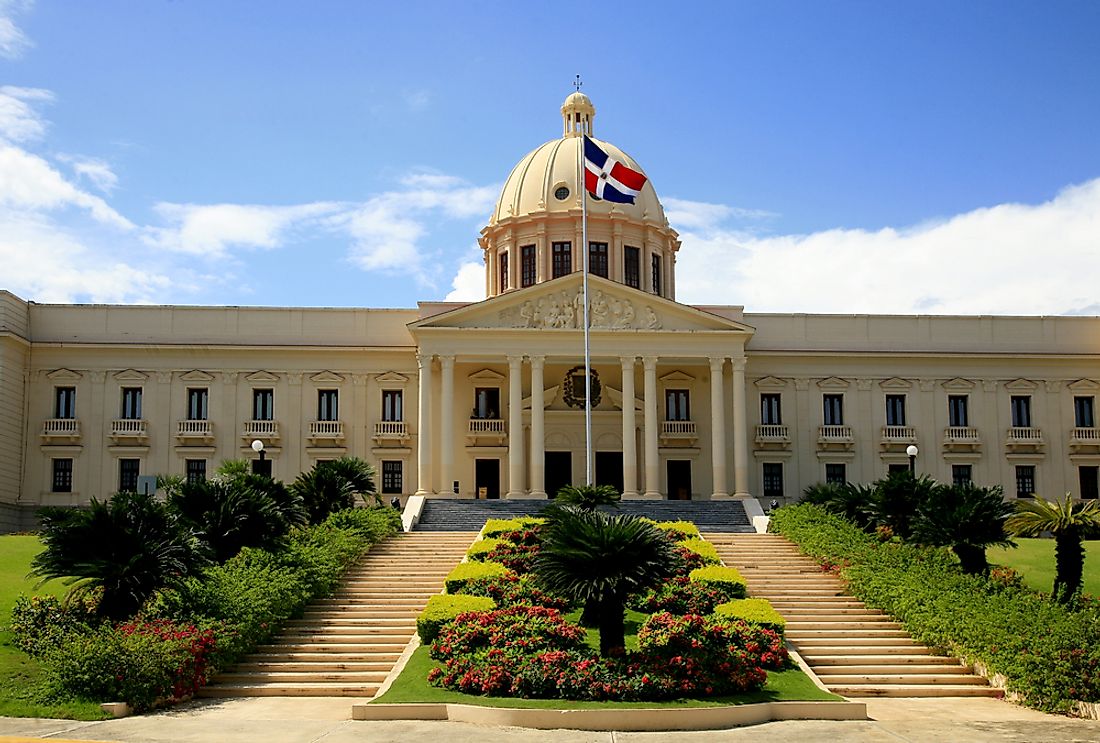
[709,533,1001,698]
[200,531,476,697]
[416,499,754,533]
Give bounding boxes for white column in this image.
[621,357,638,498]
[529,355,546,498]
[415,353,434,496]
[643,355,661,498]
[439,355,455,496]
[507,355,525,498]
[732,355,750,497]
[709,357,729,498]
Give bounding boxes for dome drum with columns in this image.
[480,93,681,300]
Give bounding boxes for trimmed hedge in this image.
[678,538,721,565]
[444,560,510,594]
[482,517,543,538]
[770,504,1100,713]
[417,594,496,642]
[689,565,748,598]
[715,598,786,634]
[465,537,503,560]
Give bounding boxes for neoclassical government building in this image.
[1,93,1098,529]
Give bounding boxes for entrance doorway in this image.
[1081,465,1099,500]
[475,458,500,499]
[595,451,624,495]
[667,460,692,500]
[544,451,572,499]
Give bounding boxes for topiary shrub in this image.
[482,517,544,538]
[689,565,748,598]
[465,538,503,560]
[628,575,745,615]
[714,598,786,634]
[455,573,571,610]
[416,594,496,643]
[443,561,510,594]
[653,520,700,541]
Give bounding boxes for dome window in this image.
[554,186,570,201]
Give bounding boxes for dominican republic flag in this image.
[583,135,647,204]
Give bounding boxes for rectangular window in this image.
[760,393,782,425]
[624,246,640,289]
[651,253,662,295]
[823,394,844,426]
[382,460,403,494]
[551,241,572,278]
[589,242,608,278]
[382,390,403,422]
[186,459,207,484]
[473,388,500,419]
[186,388,208,420]
[318,390,339,421]
[952,464,973,487]
[252,389,274,421]
[885,395,907,426]
[118,458,140,492]
[948,395,969,427]
[762,463,783,498]
[121,387,142,419]
[665,389,690,421]
[51,458,73,493]
[54,387,76,419]
[499,251,509,290]
[1016,465,1036,498]
[1074,396,1096,428]
[888,463,910,476]
[825,463,846,485]
[521,244,536,288]
[1080,466,1099,500]
[1011,395,1032,427]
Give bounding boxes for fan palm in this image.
[553,484,621,511]
[533,509,677,655]
[291,457,379,522]
[1006,493,1100,603]
[912,483,1015,574]
[32,491,208,620]
[802,482,875,528]
[869,472,941,540]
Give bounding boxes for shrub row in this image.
[770,504,1100,712]
[417,594,496,643]
[715,598,786,633]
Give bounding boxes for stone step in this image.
[299,610,421,619]
[234,660,395,672]
[256,642,409,653]
[814,665,974,677]
[818,673,988,686]
[199,683,380,698]
[786,620,902,630]
[795,643,930,655]
[278,632,412,643]
[768,600,867,609]
[217,670,389,683]
[244,652,402,664]
[806,654,962,667]
[830,685,1003,698]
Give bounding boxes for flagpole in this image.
[580,129,593,487]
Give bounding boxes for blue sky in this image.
[2,0,1099,314]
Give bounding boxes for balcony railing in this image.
[374,421,409,438]
[468,418,505,435]
[818,425,853,441]
[754,424,790,442]
[1006,426,1043,444]
[41,418,81,440]
[881,425,916,441]
[943,426,982,450]
[243,420,279,439]
[111,418,148,439]
[309,420,344,439]
[1069,427,1099,452]
[661,420,697,437]
[176,420,214,439]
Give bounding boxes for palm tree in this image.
[912,483,1015,574]
[553,484,620,511]
[533,509,677,656]
[32,491,208,620]
[290,457,378,523]
[869,471,942,540]
[1006,493,1100,603]
[802,481,875,528]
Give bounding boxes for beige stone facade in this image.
[1,94,1098,528]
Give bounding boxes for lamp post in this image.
[906,444,918,476]
[251,439,269,477]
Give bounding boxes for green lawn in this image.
[0,535,108,720]
[988,538,1100,597]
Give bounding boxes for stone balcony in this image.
[754,424,790,450]
[943,426,982,452]
[176,419,214,443]
[1005,426,1044,453]
[308,420,345,442]
[110,418,148,444]
[660,420,698,445]
[373,420,410,444]
[41,418,81,444]
[1069,426,1100,453]
[817,425,854,451]
[242,420,280,442]
[467,417,506,445]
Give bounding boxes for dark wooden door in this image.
[475,458,500,499]
[544,451,572,499]
[667,460,692,500]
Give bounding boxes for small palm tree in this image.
[802,482,875,528]
[1006,493,1100,603]
[869,472,941,540]
[32,491,208,620]
[534,509,677,656]
[290,457,378,523]
[553,484,621,511]
[912,483,1015,574]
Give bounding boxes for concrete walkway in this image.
[1,696,1098,743]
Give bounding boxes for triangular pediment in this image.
[879,377,912,390]
[46,368,82,381]
[114,368,148,382]
[660,370,695,383]
[245,370,280,382]
[1005,378,1038,391]
[410,273,755,334]
[942,377,975,391]
[468,368,506,382]
[754,376,787,390]
[376,371,409,384]
[310,370,345,384]
[179,369,215,382]
[1068,378,1100,391]
[817,376,850,390]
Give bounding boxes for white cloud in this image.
[57,153,118,193]
[445,260,485,301]
[0,1,32,60]
[148,202,342,256]
[663,197,776,230]
[672,178,1100,315]
[0,85,52,142]
[0,145,133,228]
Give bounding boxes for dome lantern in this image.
[561,92,595,138]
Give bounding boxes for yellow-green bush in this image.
[444,561,510,594]
[715,598,785,634]
[482,517,544,538]
[690,565,747,598]
[679,538,721,565]
[654,520,701,540]
[466,537,503,559]
[417,594,496,642]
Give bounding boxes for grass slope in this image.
[988,538,1100,597]
[0,535,108,720]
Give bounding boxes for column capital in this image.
[620,355,637,370]
[438,354,455,369]
[416,353,433,368]
[506,354,524,367]
[527,354,546,368]
[641,355,659,371]
[708,356,726,372]
[731,356,747,372]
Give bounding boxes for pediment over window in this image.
[114,368,148,382]
[1005,378,1039,391]
[879,377,912,390]
[375,371,409,384]
[660,370,695,383]
[942,377,976,391]
[46,368,82,381]
[754,376,788,390]
[310,371,345,384]
[817,377,850,390]
[1068,378,1100,391]
[468,368,506,382]
[245,370,280,382]
[179,369,215,382]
